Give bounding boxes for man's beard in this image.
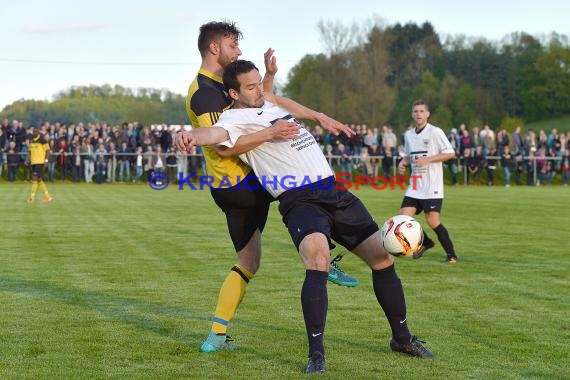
[219,54,234,69]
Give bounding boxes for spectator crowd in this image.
[1,118,569,187]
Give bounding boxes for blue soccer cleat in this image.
[199,331,238,353]
[327,254,359,287]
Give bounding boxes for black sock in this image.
[372,264,412,344]
[423,230,435,246]
[434,224,456,256]
[301,270,328,356]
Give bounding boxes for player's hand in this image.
[264,48,277,76]
[176,131,197,153]
[398,162,407,175]
[315,113,355,137]
[269,119,301,140]
[414,156,430,167]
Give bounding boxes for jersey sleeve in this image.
[434,128,455,154]
[213,108,265,148]
[190,87,228,127]
[404,132,411,156]
[214,121,243,149]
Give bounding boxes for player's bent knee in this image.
[301,253,329,271]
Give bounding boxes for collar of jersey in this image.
[199,67,223,84]
[415,123,429,134]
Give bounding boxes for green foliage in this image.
[500,116,525,133]
[0,85,188,126]
[284,54,330,113]
[1,184,568,378]
[286,20,570,129]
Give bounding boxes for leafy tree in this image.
[0,85,187,126]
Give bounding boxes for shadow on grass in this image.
[0,275,395,372]
[0,276,207,342]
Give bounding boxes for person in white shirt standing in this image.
[398,100,458,263]
[179,60,433,374]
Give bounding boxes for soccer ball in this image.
[381,215,423,257]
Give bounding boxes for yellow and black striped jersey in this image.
[29,134,50,165]
[186,67,251,187]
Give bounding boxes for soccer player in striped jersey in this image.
[181,60,433,374]
[398,100,458,263]
[27,127,53,204]
[183,21,357,354]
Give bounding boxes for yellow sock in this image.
[211,264,254,334]
[38,181,49,196]
[31,181,38,198]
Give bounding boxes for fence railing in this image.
[1,152,567,186]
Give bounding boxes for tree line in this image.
[2,18,569,133]
[1,85,188,128]
[283,19,570,134]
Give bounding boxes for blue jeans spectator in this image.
[503,166,511,187]
[135,165,143,183]
[95,162,105,184]
[48,161,56,182]
[8,164,17,181]
[339,160,352,175]
[119,160,131,182]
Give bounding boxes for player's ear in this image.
[208,40,219,55]
[228,88,239,100]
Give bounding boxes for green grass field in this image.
[1,182,569,379]
[525,115,570,133]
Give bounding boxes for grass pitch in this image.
[0,182,568,379]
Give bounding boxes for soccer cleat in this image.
[27,197,36,204]
[413,240,435,259]
[328,255,359,287]
[306,351,325,374]
[199,331,237,353]
[42,195,53,203]
[390,336,433,359]
[445,255,458,264]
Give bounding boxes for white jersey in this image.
[403,123,454,199]
[215,101,334,197]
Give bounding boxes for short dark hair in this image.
[197,21,242,57]
[412,99,429,111]
[223,60,259,92]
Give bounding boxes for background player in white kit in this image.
[398,100,459,263]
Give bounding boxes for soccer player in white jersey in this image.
[398,100,459,263]
[181,60,433,374]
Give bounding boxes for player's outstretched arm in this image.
[216,119,300,157]
[267,94,354,137]
[175,128,229,152]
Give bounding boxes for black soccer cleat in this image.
[390,336,434,359]
[306,351,326,374]
[413,240,435,259]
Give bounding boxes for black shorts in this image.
[31,164,44,180]
[210,174,275,252]
[277,176,379,251]
[401,196,443,214]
